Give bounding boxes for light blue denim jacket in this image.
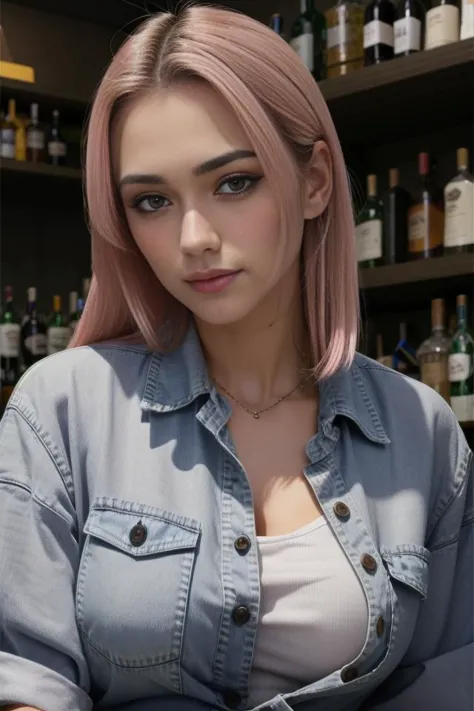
[0,324,472,711]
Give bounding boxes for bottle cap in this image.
[457,294,467,307]
[27,286,36,302]
[367,174,377,197]
[53,294,61,312]
[457,148,468,170]
[431,298,445,328]
[389,168,399,189]
[418,152,430,176]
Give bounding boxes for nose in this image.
[180,209,221,256]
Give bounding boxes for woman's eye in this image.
[132,194,170,213]
[217,176,259,195]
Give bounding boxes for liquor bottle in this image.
[69,291,80,332]
[270,13,285,38]
[47,295,72,355]
[394,322,419,377]
[408,152,444,260]
[15,115,27,162]
[417,298,452,403]
[26,103,46,163]
[1,99,16,159]
[382,168,411,264]
[394,0,426,56]
[443,147,474,254]
[47,110,67,166]
[325,0,365,78]
[290,0,327,81]
[376,333,394,367]
[20,287,47,370]
[0,286,21,406]
[425,0,460,49]
[363,0,396,66]
[461,0,474,38]
[449,295,474,425]
[356,174,384,268]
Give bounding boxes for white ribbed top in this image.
[248,517,368,708]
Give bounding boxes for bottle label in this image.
[420,357,450,402]
[47,327,72,354]
[461,2,474,40]
[449,353,473,382]
[0,323,20,357]
[25,333,47,356]
[15,127,27,161]
[355,219,383,262]
[451,394,474,423]
[363,20,394,49]
[290,32,314,72]
[444,181,474,247]
[48,141,67,157]
[407,203,444,253]
[1,129,15,159]
[394,17,422,54]
[28,129,45,150]
[425,6,460,49]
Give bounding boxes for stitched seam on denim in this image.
[4,400,75,508]
[0,477,32,495]
[427,447,472,545]
[78,628,180,669]
[352,362,388,440]
[90,498,201,531]
[172,549,196,693]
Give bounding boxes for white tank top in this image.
[248,517,368,708]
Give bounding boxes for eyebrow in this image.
[119,149,257,188]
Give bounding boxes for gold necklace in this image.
[214,378,305,419]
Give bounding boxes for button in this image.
[129,522,147,546]
[361,553,377,573]
[232,605,251,626]
[376,615,385,637]
[222,690,242,709]
[333,501,350,519]
[341,666,358,683]
[234,535,251,554]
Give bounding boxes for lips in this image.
[186,270,241,294]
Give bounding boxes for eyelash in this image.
[130,173,262,214]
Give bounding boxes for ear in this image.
[302,140,333,220]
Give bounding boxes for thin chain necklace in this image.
[214,377,306,419]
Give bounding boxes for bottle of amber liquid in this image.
[408,152,444,260]
[417,298,452,403]
[325,0,365,78]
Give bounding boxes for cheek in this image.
[127,216,177,274]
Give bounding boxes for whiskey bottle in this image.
[27,103,46,163]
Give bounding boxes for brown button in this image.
[232,605,251,626]
[222,690,242,709]
[341,666,358,683]
[376,616,385,637]
[234,535,251,554]
[333,501,350,519]
[129,522,147,547]
[361,553,377,573]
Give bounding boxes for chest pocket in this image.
[76,498,200,683]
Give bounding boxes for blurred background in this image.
[0,0,473,445]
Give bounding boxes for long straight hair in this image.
[70,5,360,379]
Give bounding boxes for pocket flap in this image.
[381,544,430,600]
[83,499,201,557]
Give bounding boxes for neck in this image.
[195,261,311,408]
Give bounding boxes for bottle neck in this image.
[457,304,467,328]
[301,0,314,12]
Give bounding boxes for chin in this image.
[189,299,257,327]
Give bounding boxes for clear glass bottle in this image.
[356,174,384,268]
[325,0,365,78]
[27,103,46,163]
[449,294,474,425]
[417,298,452,403]
[443,147,474,254]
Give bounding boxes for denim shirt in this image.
[0,324,472,711]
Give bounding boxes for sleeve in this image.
[365,419,473,711]
[0,402,93,711]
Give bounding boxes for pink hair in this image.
[70,5,359,379]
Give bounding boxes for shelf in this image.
[320,39,474,145]
[1,77,89,112]
[360,253,474,312]
[0,158,82,180]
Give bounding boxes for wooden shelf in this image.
[360,253,474,289]
[0,158,82,180]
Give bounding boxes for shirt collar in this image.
[141,322,390,445]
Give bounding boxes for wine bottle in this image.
[290,0,327,80]
[408,152,444,260]
[1,99,16,159]
[20,287,47,370]
[394,322,419,377]
[376,333,394,367]
[27,103,46,163]
[461,0,474,38]
[417,299,452,403]
[382,168,411,264]
[363,0,396,66]
[0,286,20,406]
[325,0,365,78]
[443,147,474,254]
[47,295,72,355]
[394,0,426,56]
[47,109,67,166]
[425,0,460,49]
[449,294,474,425]
[356,174,384,268]
[269,13,285,38]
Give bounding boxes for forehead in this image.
[116,82,253,176]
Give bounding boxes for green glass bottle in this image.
[448,294,474,425]
[290,0,327,80]
[0,285,21,406]
[356,174,384,268]
[47,295,72,355]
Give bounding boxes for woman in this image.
[0,6,471,711]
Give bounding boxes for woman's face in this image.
[117,82,305,326]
